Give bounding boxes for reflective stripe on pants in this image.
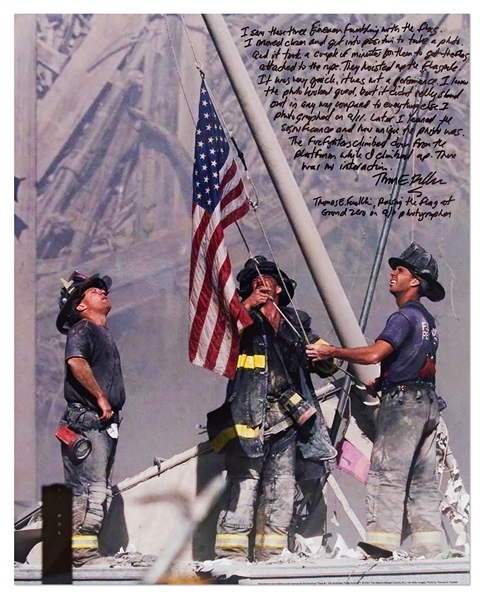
[215,533,249,553]
[216,430,296,561]
[366,388,443,557]
[255,533,287,550]
[366,531,401,551]
[72,534,98,551]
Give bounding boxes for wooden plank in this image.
[14,565,149,584]
[201,557,470,585]
[37,14,145,181]
[14,556,471,585]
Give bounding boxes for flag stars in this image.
[193,82,241,213]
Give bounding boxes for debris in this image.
[114,550,157,567]
[436,419,470,552]
[293,534,323,556]
[357,541,393,559]
[337,439,370,484]
[438,550,468,560]
[333,534,365,559]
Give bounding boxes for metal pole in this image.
[202,14,378,385]
[113,442,213,495]
[329,72,429,442]
[359,71,429,331]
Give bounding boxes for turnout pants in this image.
[215,430,296,562]
[62,426,118,565]
[365,387,444,558]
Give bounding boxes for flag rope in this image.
[174,15,286,300]
[164,15,198,127]
[175,15,362,388]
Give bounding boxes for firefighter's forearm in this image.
[67,357,113,420]
[330,345,384,365]
[306,339,393,365]
[67,357,106,402]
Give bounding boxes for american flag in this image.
[189,79,252,379]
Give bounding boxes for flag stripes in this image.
[189,79,251,378]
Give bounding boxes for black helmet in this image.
[389,242,445,302]
[236,256,296,307]
[56,271,112,334]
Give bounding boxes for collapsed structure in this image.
[14,13,470,584]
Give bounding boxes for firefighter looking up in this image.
[209,256,338,562]
[306,242,446,558]
[56,271,126,567]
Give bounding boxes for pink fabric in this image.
[338,440,370,484]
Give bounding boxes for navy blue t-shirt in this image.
[377,300,438,387]
[64,319,126,412]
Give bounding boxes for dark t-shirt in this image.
[377,300,438,387]
[64,319,126,412]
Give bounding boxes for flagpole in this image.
[202,14,379,385]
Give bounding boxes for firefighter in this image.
[56,271,126,566]
[306,242,446,558]
[209,256,337,562]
